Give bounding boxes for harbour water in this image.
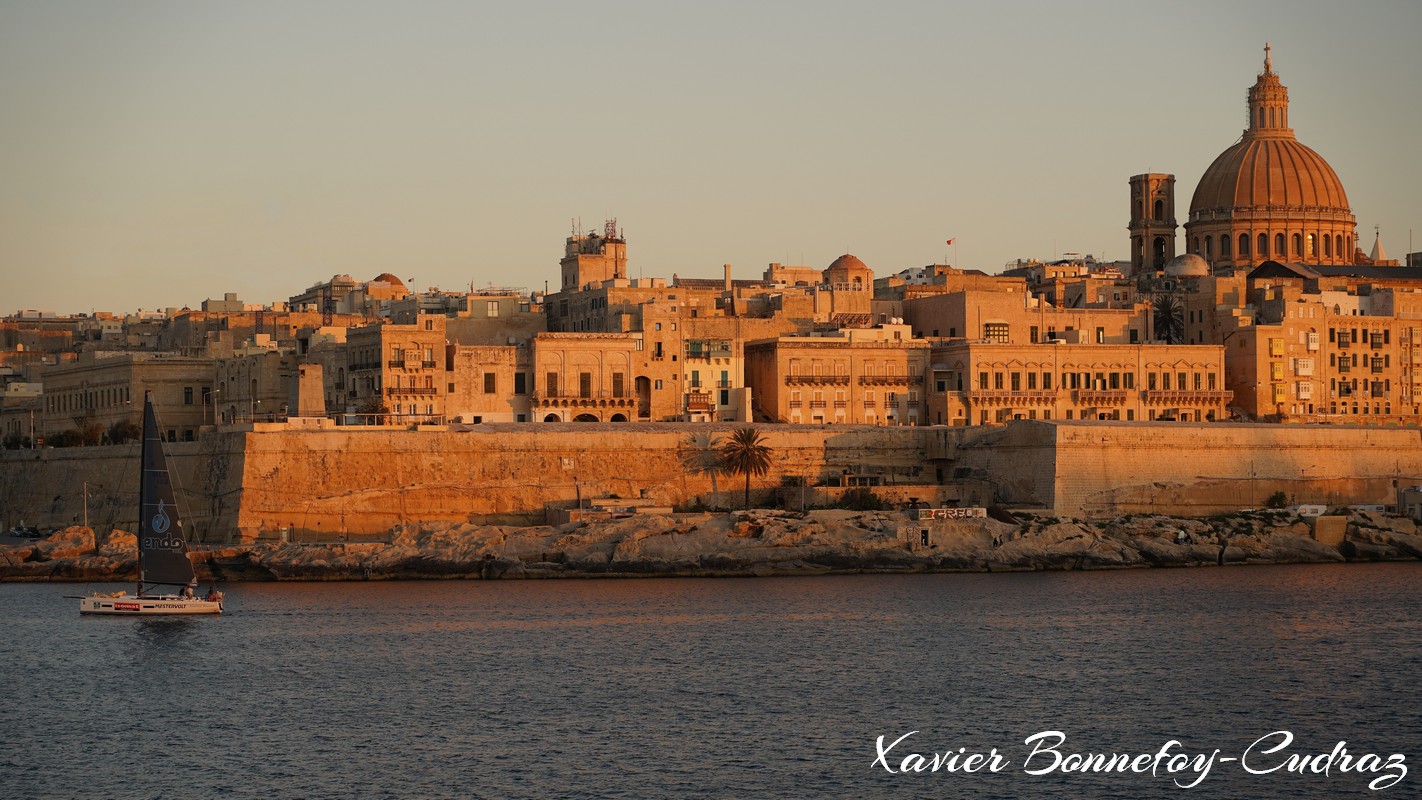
[3,564,1419,799]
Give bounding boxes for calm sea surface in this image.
[3,564,1420,799]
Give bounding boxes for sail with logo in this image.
[138,395,197,592]
[78,391,223,615]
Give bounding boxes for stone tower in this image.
[1128,173,1177,273]
[560,219,627,291]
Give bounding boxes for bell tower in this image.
[1128,173,1177,273]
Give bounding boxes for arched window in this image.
[1258,233,1268,256]
[1335,234,1344,258]
[1307,233,1315,258]
[1135,200,1143,221]
[1324,235,1332,258]
[1292,233,1302,257]
[1275,233,1286,256]
[1239,233,1250,256]
[1345,235,1352,257]
[1220,234,1231,258]
[1205,236,1213,259]
[1152,237,1166,269]
[1153,199,1164,221]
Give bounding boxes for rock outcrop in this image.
[3,509,1418,582]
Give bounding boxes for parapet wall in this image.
[5,421,1422,541]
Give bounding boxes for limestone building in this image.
[39,352,217,441]
[745,324,931,425]
[345,314,447,424]
[926,342,1231,425]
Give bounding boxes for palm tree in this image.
[719,427,772,510]
[678,431,724,508]
[1153,293,1185,344]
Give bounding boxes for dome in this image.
[1189,136,1349,214]
[1164,253,1210,277]
[371,273,407,289]
[1183,45,1356,268]
[826,254,870,273]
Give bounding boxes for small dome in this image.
[371,273,407,289]
[1165,253,1210,277]
[827,254,869,273]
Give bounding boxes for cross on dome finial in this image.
[1264,42,1272,73]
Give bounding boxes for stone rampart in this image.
[5,420,1422,541]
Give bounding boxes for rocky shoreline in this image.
[4,508,1422,583]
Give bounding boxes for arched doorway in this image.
[609,413,628,422]
[543,413,562,422]
[573,413,599,422]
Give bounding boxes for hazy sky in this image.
[3,0,1419,314]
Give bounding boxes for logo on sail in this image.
[152,499,171,534]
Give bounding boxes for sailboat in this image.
[79,392,223,615]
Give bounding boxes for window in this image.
[1220,235,1231,258]
[514,373,527,395]
[1010,372,1021,391]
[546,372,559,396]
[579,372,592,399]
[483,372,496,394]
[1030,326,1039,343]
[984,322,1008,343]
[184,387,194,405]
[1239,233,1250,256]
[487,301,499,317]
[993,372,1004,390]
[978,372,988,390]
[612,372,625,398]
[1042,372,1052,390]
[1275,233,1286,255]
[1095,327,1105,344]
[425,319,434,331]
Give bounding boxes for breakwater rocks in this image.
[5,509,1422,583]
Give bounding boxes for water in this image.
[3,564,1420,799]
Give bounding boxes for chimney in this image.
[724,263,732,292]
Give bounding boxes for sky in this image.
[2,0,1420,314]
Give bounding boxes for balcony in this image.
[858,374,924,386]
[833,400,847,408]
[789,400,803,409]
[786,375,850,386]
[1074,389,1130,406]
[716,380,732,388]
[531,391,637,409]
[964,389,1057,407]
[387,387,439,396]
[685,391,714,412]
[1142,390,1233,405]
[809,400,827,409]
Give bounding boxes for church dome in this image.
[371,273,407,289]
[826,254,870,273]
[1184,45,1356,268]
[1190,135,1349,214]
[1165,253,1210,277]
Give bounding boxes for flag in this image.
[945,238,955,246]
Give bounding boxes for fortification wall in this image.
[6,421,1422,541]
[0,431,247,541]
[225,423,934,539]
[1043,421,1422,517]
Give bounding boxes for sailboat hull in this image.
[79,594,223,615]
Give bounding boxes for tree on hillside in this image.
[678,431,724,508]
[719,427,772,510]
